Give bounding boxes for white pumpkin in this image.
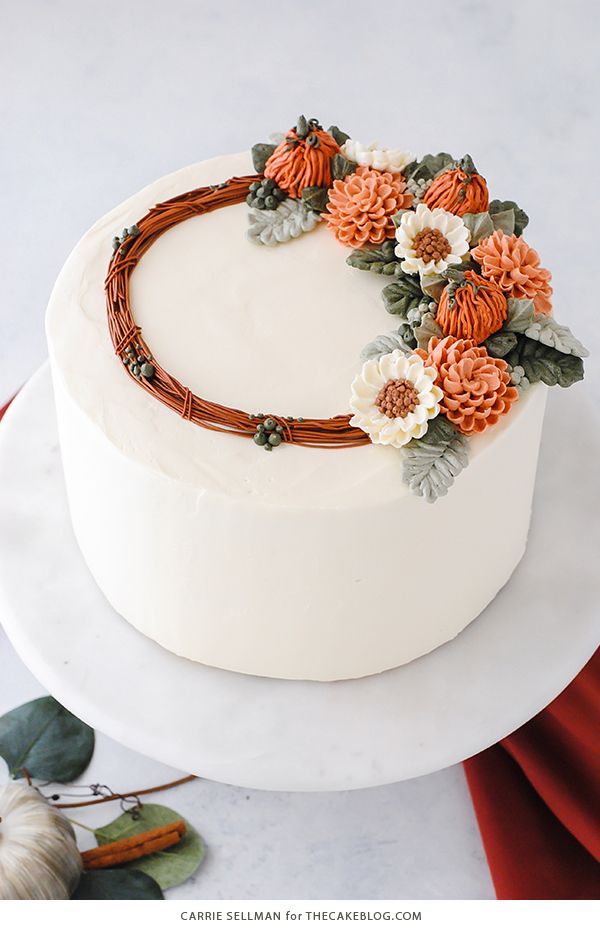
[0,782,82,899]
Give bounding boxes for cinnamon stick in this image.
[81,820,187,870]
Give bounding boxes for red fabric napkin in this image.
[464,649,600,899]
[2,391,598,899]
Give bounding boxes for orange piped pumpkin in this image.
[436,270,507,344]
[423,155,489,217]
[264,116,340,199]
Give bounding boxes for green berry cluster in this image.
[112,224,141,254]
[121,342,155,380]
[252,416,284,451]
[246,179,287,211]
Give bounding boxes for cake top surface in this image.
[47,119,587,506]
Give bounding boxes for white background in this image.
[1,0,598,900]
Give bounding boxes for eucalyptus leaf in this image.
[462,212,494,245]
[0,696,94,782]
[490,209,515,236]
[489,199,529,236]
[301,186,329,213]
[330,153,357,180]
[327,125,350,146]
[94,804,205,891]
[484,331,518,358]
[72,870,163,900]
[251,143,276,174]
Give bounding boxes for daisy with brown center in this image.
[349,350,443,447]
[395,203,470,275]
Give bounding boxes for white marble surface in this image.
[1,0,598,900]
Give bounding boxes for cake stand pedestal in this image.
[0,364,597,791]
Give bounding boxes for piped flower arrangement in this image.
[247,116,589,501]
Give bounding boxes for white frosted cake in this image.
[46,119,587,680]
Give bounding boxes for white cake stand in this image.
[0,365,597,791]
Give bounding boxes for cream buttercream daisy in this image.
[349,350,443,448]
[395,204,470,275]
[341,139,415,174]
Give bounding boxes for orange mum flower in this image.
[471,229,553,314]
[436,270,508,344]
[423,156,489,217]
[416,335,518,435]
[325,166,413,248]
[264,121,340,198]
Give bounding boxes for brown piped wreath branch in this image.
[105,175,369,449]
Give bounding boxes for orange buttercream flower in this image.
[423,157,489,217]
[436,270,507,344]
[264,123,340,198]
[471,229,553,314]
[325,166,413,248]
[416,335,518,434]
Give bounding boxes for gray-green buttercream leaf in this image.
[382,276,423,318]
[361,329,415,361]
[506,336,585,388]
[490,208,515,236]
[330,153,357,180]
[462,212,495,245]
[301,186,330,213]
[251,143,276,173]
[504,298,536,332]
[484,331,518,358]
[489,199,529,236]
[523,314,589,358]
[247,199,319,246]
[402,416,470,502]
[346,240,401,275]
[327,125,350,146]
[414,312,443,348]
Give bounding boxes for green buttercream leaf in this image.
[346,240,401,275]
[523,314,589,358]
[247,200,319,246]
[327,125,350,146]
[94,804,205,891]
[484,331,518,358]
[330,153,357,181]
[506,336,585,388]
[251,143,276,173]
[414,312,443,348]
[72,870,163,900]
[490,208,515,236]
[0,696,95,782]
[392,209,412,228]
[504,298,536,332]
[382,276,424,318]
[419,272,447,302]
[403,152,454,183]
[489,199,529,236]
[360,329,415,361]
[462,212,494,245]
[301,186,330,213]
[402,416,470,502]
